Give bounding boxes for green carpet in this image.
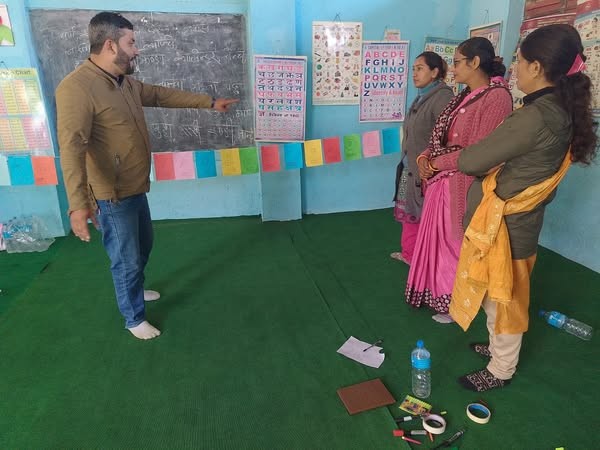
[0,209,598,449]
[0,237,65,315]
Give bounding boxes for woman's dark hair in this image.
[457,37,506,78]
[520,24,597,164]
[416,51,447,80]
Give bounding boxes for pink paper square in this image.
[362,131,382,158]
[173,151,196,179]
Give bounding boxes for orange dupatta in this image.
[450,151,572,333]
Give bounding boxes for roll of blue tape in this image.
[466,402,491,424]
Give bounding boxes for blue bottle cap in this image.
[538,310,546,317]
[416,340,424,348]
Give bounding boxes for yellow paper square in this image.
[304,139,323,167]
[221,148,242,176]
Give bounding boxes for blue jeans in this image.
[96,193,153,328]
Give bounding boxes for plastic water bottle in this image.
[539,310,593,341]
[411,340,431,399]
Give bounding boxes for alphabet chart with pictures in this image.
[312,21,362,105]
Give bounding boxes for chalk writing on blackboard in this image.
[29,9,254,151]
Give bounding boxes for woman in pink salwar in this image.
[405,37,513,322]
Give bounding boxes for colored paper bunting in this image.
[0,128,403,187]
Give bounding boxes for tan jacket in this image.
[56,59,213,212]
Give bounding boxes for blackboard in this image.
[29,9,254,151]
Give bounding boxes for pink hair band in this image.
[567,53,586,76]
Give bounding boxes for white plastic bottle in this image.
[539,310,593,340]
[411,340,431,399]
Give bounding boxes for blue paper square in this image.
[382,128,401,154]
[283,142,304,170]
[7,155,35,185]
[195,150,217,178]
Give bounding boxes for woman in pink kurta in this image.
[405,37,513,322]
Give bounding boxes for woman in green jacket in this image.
[450,24,597,392]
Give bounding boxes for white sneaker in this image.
[143,290,161,302]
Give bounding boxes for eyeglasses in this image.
[453,58,469,66]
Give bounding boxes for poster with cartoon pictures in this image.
[360,41,409,122]
[576,0,600,115]
[0,5,15,46]
[312,21,362,105]
[254,55,307,142]
[575,0,600,39]
[581,40,600,114]
[506,13,576,109]
[469,21,503,54]
[423,36,463,95]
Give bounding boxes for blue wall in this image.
[297,0,470,213]
[539,164,600,273]
[249,0,302,221]
[2,0,469,228]
[467,0,524,74]
[0,0,68,236]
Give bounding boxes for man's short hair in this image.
[88,12,133,54]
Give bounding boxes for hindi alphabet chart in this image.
[312,21,363,105]
[360,41,409,122]
[254,55,307,142]
[0,68,52,154]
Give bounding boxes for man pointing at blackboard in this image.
[56,12,238,340]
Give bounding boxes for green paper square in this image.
[239,147,259,174]
[343,134,362,161]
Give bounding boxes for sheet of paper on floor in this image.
[337,336,385,368]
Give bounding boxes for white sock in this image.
[128,321,161,339]
[432,313,455,324]
[143,290,161,302]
